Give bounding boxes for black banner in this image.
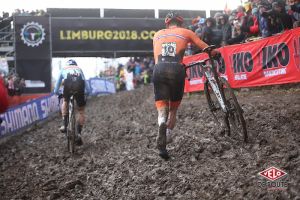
[158,9,206,19]
[47,8,100,18]
[104,9,155,18]
[51,18,165,57]
[15,16,52,93]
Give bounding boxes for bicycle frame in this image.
[203,62,227,112]
[185,47,248,142]
[69,95,75,120]
[67,95,76,154]
[186,58,228,112]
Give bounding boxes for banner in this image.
[51,18,164,57]
[14,16,52,93]
[184,27,300,92]
[0,94,59,137]
[88,77,116,95]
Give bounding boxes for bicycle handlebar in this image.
[184,58,210,69]
[202,45,217,54]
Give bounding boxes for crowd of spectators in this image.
[187,0,300,55]
[0,72,25,96]
[116,57,154,91]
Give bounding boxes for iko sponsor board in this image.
[184,27,300,92]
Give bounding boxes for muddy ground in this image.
[0,85,299,200]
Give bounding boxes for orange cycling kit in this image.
[152,26,209,109]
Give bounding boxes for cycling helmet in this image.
[165,11,184,25]
[66,59,77,66]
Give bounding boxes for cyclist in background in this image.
[152,11,219,159]
[54,59,90,145]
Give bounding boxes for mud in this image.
[0,85,299,200]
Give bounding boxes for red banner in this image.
[184,27,300,92]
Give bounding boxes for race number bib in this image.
[162,42,176,57]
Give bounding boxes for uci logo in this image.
[20,22,45,47]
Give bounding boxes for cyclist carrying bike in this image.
[153,11,219,159]
[54,59,90,145]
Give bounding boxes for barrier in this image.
[0,77,116,137]
[0,94,59,137]
[88,77,116,95]
[183,27,300,93]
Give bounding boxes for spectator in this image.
[218,14,232,46]
[14,77,25,96]
[7,75,14,96]
[134,61,142,87]
[0,76,9,124]
[258,4,272,37]
[293,19,300,27]
[241,2,260,37]
[188,16,201,32]
[236,6,246,20]
[262,2,293,35]
[227,20,246,45]
[214,12,223,27]
[195,18,205,38]
[201,17,223,47]
[287,0,300,22]
[276,2,294,29]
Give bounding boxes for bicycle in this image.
[185,45,248,143]
[57,92,77,154]
[68,94,77,154]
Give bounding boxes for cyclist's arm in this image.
[54,71,63,94]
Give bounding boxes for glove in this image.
[211,49,220,58]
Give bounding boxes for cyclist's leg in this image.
[156,100,169,126]
[153,63,170,158]
[60,84,70,133]
[74,90,86,145]
[74,79,86,130]
[167,101,181,129]
[167,64,185,141]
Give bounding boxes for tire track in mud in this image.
[0,85,299,199]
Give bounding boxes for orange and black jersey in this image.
[153,26,209,64]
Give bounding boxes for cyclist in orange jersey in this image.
[153,11,219,159]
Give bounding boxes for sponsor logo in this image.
[258,166,288,190]
[259,167,287,181]
[20,21,45,47]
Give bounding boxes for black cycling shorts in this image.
[63,77,86,107]
[152,62,185,102]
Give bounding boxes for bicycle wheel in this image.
[204,79,230,134]
[220,78,248,143]
[67,99,76,154]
